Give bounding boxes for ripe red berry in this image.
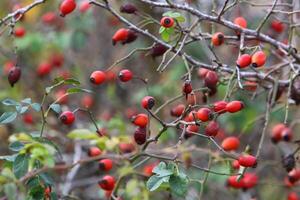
[149,43,168,58]
[238,155,257,168]
[288,169,300,183]
[211,32,225,46]
[37,62,52,77]
[23,113,34,125]
[119,142,135,154]
[226,101,244,113]
[99,159,113,171]
[59,0,76,17]
[8,66,21,87]
[198,68,210,79]
[98,175,115,191]
[143,163,156,177]
[271,20,284,33]
[50,53,64,68]
[271,123,286,143]
[227,175,243,189]
[281,127,293,142]
[79,0,90,13]
[122,30,138,45]
[197,108,212,122]
[232,160,240,170]
[120,3,137,14]
[132,113,148,127]
[42,12,57,24]
[118,69,133,82]
[59,111,75,125]
[236,54,252,68]
[251,51,266,68]
[44,186,51,198]
[288,192,299,200]
[213,101,227,114]
[204,71,218,89]
[90,70,106,85]
[112,28,129,45]
[186,125,199,134]
[14,27,26,38]
[170,104,185,117]
[134,127,147,145]
[141,96,155,110]
[182,80,192,98]
[242,172,258,189]
[234,17,247,28]
[160,17,175,28]
[244,81,258,91]
[81,95,94,108]
[205,121,219,136]
[221,136,240,151]
[88,147,102,157]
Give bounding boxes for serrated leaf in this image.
[31,103,41,112]
[2,99,19,106]
[9,141,24,152]
[21,98,32,104]
[49,104,61,114]
[0,154,17,162]
[0,112,17,124]
[161,31,170,42]
[159,26,166,34]
[67,129,98,140]
[67,87,93,94]
[147,175,169,191]
[64,78,80,85]
[169,173,188,197]
[19,106,29,114]
[13,154,29,179]
[152,162,173,177]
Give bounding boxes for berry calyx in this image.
[8,66,21,87]
[118,69,133,82]
[134,127,147,145]
[205,121,219,136]
[59,111,75,125]
[98,175,115,191]
[281,127,293,142]
[234,17,247,29]
[213,101,227,114]
[197,108,212,122]
[88,147,102,157]
[99,159,113,171]
[90,70,106,85]
[141,96,155,110]
[160,17,175,28]
[251,51,266,68]
[211,32,225,46]
[221,136,240,151]
[238,154,257,168]
[59,0,76,17]
[226,101,244,113]
[120,3,137,14]
[236,54,252,68]
[131,113,148,127]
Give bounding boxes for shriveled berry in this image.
[90,70,106,85]
[238,155,257,168]
[251,51,266,68]
[237,54,252,68]
[120,3,137,14]
[141,96,155,110]
[160,17,174,28]
[213,101,227,114]
[118,69,133,82]
[99,159,113,171]
[221,136,240,151]
[60,0,76,17]
[134,127,147,145]
[98,175,115,191]
[149,43,168,58]
[211,32,224,46]
[59,111,75,125]
[88,147,102,157]
[131,113,148,127]
[226,101,244,113]
[8,66,21,87]
[205,121,219,136]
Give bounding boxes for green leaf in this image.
[26,176,41,189]
[67,129,98,140]
[170,12,181,18]
[162,11,173,17]
[32,137,61,157]
[4,183,17,200]
[49,104,62,114]
[40,172,54,186]
[159,26,166,34]
[9,141,24,152]
[2,99,19,106]
[53,76,65,83]
[0,154,17,162]
[67,87,93,94]
[31,103,41,112]
[161,31,170,42]
[13,154,29,179]
[175,15,185,22]
[152,162,174,177]
[169,173,188,197]
[28,185,44,200]
[64,78,80,85]
[0,112,17,124]
[147,175,169,191]
[21,98,32,104]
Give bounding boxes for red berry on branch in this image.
[211,32,225,46]
[8,66,21,87]
[118,69,133,82]
[44,186,51,198]
[98,175,115,191]
[205,121,219,136]
[236,54,252,68]
[160,17,174,28]
[88,147,102,157]
[226,101,244,113]
[99,159,113,171]
[213,101,227,114]
[182,80,192,98]
[134,127,147,145]
[59,111,75,125]
[79,0,90,13]
[288,192,299,200]
[271,20,284,33]
[141,96,155,110]
[234,17,247,28]
[149,43,168,58]
[90,70,106,85]
[14,27,26,38]
[132,113,148,127]
[170,104,185,117]
[60,0,76,17]
[288,169,300,183]
[238,155,257,168]
[221,136,240,151]
[197,108,212,122]
[37,62,52,77]
[204,71,218,89]
[112,28,129,45]
[122,30,138,45]
[242,172,258,189]
[251,51,266,68]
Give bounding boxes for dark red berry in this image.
[205,121,219,137]
[119,142,135,154]
[183,80,192,98]
[59,111,75,125]
[90,70,106,85]
[141,96,155,110]
[238,155,257,168]
[88,147,102,157]
[120,3,137,14]
[204,71,218,89]
[122,30,138,45]
[8,66,21,87]
[149,43,168,58]
[226,101,244,113]
[99,159,113,171]
[271,20,284,33]
[160,17,174,28]
[118,69,133,82]
[98,175,115,191]
[134,127,147,145]
[60,0,76,17]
